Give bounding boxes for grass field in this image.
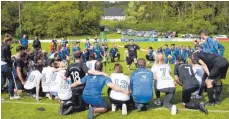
[2,41,229,119]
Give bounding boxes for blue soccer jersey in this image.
[130,68,154,104]
[81,75,111,105]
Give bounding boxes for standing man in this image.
[200,30,225,56]
[163,44,171,64]
[109,44,120,63]
[170,44,179,64]
[130,58,154,111]
[118,39,147,70]
[33,36,41,63]
[174,55,208,114]
[19,34,28,49]
[84,38,91,49]
[1,33,20,99]
[190,51,229,105]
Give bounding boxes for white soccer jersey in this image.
[58,78,72,100]
[41,67,54,92]
[154,64,175,89]
[192,64,204,85]
[24,70,42,90]
[86,60,97,70]
[110,73,130,101]
[49,71,61,93]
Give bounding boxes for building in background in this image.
[102,8,125,20]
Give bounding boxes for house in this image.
[102,8,125,20]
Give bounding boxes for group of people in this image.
[1,29,228,119]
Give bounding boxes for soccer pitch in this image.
[2,41,229,119]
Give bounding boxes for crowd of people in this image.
[1,29,228,119]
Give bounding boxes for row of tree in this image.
[1,1,102,38]
[125,1,229,34]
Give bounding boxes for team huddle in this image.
[1,30,229,119]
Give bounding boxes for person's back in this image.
[155,64,175,89]
[41,66,54,92]
[174,63,199,89]
[49,71,60,93]
[131,68,153,103]
[110,73,130,101]
[24,70,42,90]
[82,74,110,105]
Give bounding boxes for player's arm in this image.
[16,66,25,85]
[107,83,130,95]
[140,48,148,52]
[36,76,41,101]
[174,75,182,86]
[82,63,108,77]
[117,45,124,48]
[198,59,210,76]
[71,80,82,88]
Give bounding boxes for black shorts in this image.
[127,56,137,65]
[182,87,199,103]
[209,59,229,80]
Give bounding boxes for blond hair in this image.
[59,60,68,68]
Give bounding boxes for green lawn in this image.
[2,41,229,119]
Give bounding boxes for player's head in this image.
[34,60,44,72]
[47,59,55,67]
[114,64,123,73]
[157,53,164,64]
[137,58,146,68]
[164,44,168,48]
[200,29,209,40]
[86,38,89,42]
[66,44,69,48]
[148,47,153,52]
[4,33,13,45]
[89,53,96,61]
[16,46,25,54]
[188,56,197,65]
[186,45,191,50]
[176,55,185,63]
[73,50,82,61]
[113,44,116,48]
[170,44,175,49]
[95,61,103,71]
[53,61,60,68]
[59,60,68,69]
[75,41,80,46]
[130,39,134,45]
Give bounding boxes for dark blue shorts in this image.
[83,96,108,108]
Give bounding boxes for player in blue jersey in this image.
[179,44,187,62]
[163,44,171,64]
[84,38,91,49]
[170,44,179,64]
[70,61,129,119]
[145,47,155,64]
[130,58,154,111]
[109,44,120,62]
[72,41,81,56]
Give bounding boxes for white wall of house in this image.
[102,16,125,20]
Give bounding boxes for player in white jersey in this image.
[153,53,177,115]
[109,64,130,115]
[24,61,43,101]
[86,53,97,70]
[188,58,204,99]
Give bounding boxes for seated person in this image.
[109,44,120,62]
[109,64,130,115]
[130,58,154,111]
[70,61,129,119]
[145,47,155,64]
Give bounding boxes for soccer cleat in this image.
[199,102,208,114]
[195,95,202,100]
[154,98,162,106]
[122,104,127,115]
[205,101,215,106]
[171,105,177,115]
[88,105,94,119]
[215,99,220,105]
[111,104,116,112]
[10,95,20,100]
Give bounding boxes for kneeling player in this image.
[70,61,129,119]
[174,56,208,114]
[130,58,154,111]
[145,47,155,64]
[24,61,43,101]
[153,54,177,115]
[109,64,130,115]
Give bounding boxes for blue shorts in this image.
[83,96,108,108]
